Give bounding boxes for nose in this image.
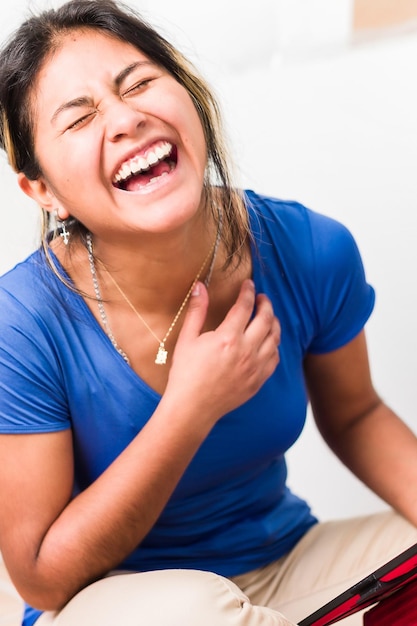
[104,97,146,142]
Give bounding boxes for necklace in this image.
[86,213,222,366]
[87,236,130,363]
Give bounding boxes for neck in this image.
[86,211,222,314]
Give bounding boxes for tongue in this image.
[125,160,171,192]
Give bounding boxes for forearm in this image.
[323,401,417,526]
[19,395,216,610]
[4,281,279,610]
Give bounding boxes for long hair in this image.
[0,0,250,273]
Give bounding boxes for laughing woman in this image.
[0,1,417,625]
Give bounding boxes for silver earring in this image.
[60,221,70,245]
[55,211,70,245]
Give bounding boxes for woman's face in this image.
[26,29,208,241]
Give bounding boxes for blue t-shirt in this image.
[0,191,375,625]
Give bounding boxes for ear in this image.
[17,172,70,220]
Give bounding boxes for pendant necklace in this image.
[86,212,222,366]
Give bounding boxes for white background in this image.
[1,0,417,522]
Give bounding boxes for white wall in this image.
[1,1,416,521]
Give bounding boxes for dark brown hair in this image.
[0,0,249,268]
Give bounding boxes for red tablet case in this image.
[363,577,417,624]
[298,542,417,626]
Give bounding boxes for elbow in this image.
[16,576,85,612]
[29,593,72,613]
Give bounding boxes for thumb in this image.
[176,281,209,345]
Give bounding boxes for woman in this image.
[0,1,416,625]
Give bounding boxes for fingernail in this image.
[191,282,200,297]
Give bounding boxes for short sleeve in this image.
[307,211,375,354]
[0,287,70,433]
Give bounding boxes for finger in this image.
[262,315,281,350]
[257,323,281,364]
[251,318,281,385]
[175,281,209,345]
[244,294,278,348]
[219,279,256,333]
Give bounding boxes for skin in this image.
[1,28,417,612]
[19,28,244,391]
[23,30,209,241]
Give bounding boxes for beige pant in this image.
[0,555,23,626]
[37,510,417,626]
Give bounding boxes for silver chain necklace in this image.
[87,236,130,363]
[86,212,222,365]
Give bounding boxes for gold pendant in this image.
[155,344,168,365]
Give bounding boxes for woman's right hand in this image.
[166,279,281,425]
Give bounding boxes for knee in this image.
[129,569,250,619]
[53,569,253,626]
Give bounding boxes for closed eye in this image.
[67,111,96,131]
[122,78,153,98]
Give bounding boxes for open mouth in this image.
[113,141,177,192]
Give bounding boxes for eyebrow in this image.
[51,96,94,125]
[50,61,155,124]
[114,61,153,88]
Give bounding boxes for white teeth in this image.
[130,156,149,175]
[147,151,159,166]
[121,163,131,179]
[114,142,173,184]
[149,171,169,185]
[130,157,142,175]
[130,161,140,175]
